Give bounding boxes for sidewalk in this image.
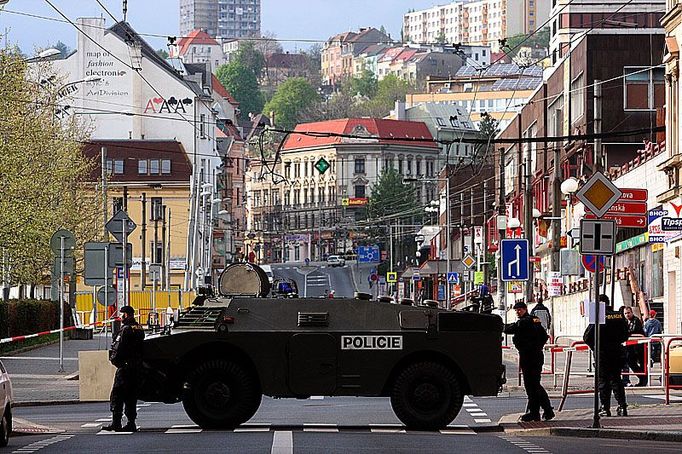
[500,403,682,442]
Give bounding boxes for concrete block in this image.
[79,350,115,401]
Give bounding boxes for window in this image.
[570,73,584,123]
[149,159,160,175]
[151,197,163,221]
[436,117,446,127]
[416,160,421,176]
[354,184,366,198]
[138,159,148,174]
[294,162,300,178]
[200,114,206,138]
[161,159,171,174]
[112,197,124,213]
[652,249,664,297]
[106,159,124,174]
[151,241,163,264]
[624,67,665,111]
[354,158,365,174]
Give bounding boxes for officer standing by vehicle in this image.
[504,301,554,422]
[104,306,145,432]
[583,295,629,416]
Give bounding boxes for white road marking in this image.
[303,423,338,433]
[95,418,111,422]
[1,356,79,361]
[309,396,324,400]
[97,430,134,435]
[165,428,202,434]
[439,428,476,435]
[81,422,102,428]
[473,418,492,423]
[271,430,293,454]
[234,427,271,432]
[12,434,74,453]
[643,394,682,401]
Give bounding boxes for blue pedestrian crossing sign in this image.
[501,239,529,282]
[447,272,459,283]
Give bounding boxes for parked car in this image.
[326,255,346,267]
[0,359,13,447]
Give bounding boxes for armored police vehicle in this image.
[139,263,504,431]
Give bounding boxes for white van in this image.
[260,264,274,283]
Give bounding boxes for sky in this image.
[0,0,442,55]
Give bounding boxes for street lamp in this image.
[561,177,580,237]
[24,48,61,63]
[404,175,451,309]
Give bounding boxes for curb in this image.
[12,417,65,436]
[13,399,83,407]
[514,426,682,442]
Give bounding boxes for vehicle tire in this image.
[0,411,9,448]
[390,361,463,431]
[182,359,261,429]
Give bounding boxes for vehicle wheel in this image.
[390,361,463,431]
[0,411,9,448]
[182,359,261,429]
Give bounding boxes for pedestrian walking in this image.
[104,306,145,432]
[623,306,646,386]
[530,296,552,333]
[583,295,629,417]
[643,309,663,364]
[504,301,554,422]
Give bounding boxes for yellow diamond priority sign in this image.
[575,171,622,218]
[462,254,476,269]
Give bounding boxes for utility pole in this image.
[141,193,147,290]
[482,181,489,284]
[162,205,167,291]
[497,148,507,313]
[460,192,465,293]
[592,79,603,429]
[524,154,533,303]
[445,173,451,309]
[101,146,107,237]
[167,209,172,291]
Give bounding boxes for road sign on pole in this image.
[386,272,397,283]
[50,229,75,256]
[580,219,616,255]
[500,239,529,281]
[447,272,459,284]
[575,171,622,218]
[105,210,137,243]
[582,255,605,273]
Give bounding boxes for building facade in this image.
[403,0,550,48]
[496,32,667,330]
[180,0,261,40]
[321,28,392,86]
[548,0,665,65]
[245,119,441,262]
[47,18,236,290]
[172,29,227,72]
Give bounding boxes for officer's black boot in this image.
[599,406,611,417]
[120,420,138,432]
[102,415,122,431]
[616,406,628,417]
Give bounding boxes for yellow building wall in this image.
[77,185,191,293]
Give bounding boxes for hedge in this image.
[0,299,72,340]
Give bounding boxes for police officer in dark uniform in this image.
[504,301,554,422]
[583,295,629,416]
[104,306,145,432]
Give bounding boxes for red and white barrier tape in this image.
[0,317,120,345]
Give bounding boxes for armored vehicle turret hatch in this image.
[139,264,504,430]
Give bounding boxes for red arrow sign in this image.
[619,188,648,201]
[586,213,647,228]
[603,201,647,215]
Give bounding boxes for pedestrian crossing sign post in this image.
[447,272,459,284]
[386,272,397,283]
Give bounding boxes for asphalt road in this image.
[271,262,355,298]
[9,396,682,453]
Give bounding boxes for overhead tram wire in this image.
[93,0,118,23]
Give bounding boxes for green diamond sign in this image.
[314,157,330,174]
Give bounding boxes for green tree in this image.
[435,30,447,44]
[349,69,378,98]
[0,49,100,287]
[156,48,169,59]
[472,113,499,164]
[263,77,319,129]
[367,168,420,221]
[234,40,266,78]
[51,41,71,59]
[504,27,550,58]
[359,74,413,118]
[216,61,264,120]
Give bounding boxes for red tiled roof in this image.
[282,118,438,151]
[267,53,307,68]
[178,29,220,56]
[211,73,238,105]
